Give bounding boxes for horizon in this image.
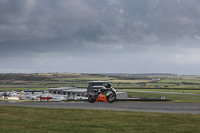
[1,72,198,76]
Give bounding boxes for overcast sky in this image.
[0,0,200,75]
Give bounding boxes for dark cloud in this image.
[0,0,200,74]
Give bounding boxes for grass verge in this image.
[0,106,200,133]
[120,89,200,94]
[127,92,200,102]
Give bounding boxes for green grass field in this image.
[1,73,200,89]
[0,106,200,133]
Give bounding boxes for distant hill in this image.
[99,73,177,77]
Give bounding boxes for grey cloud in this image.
[1,0,200,74]
[1,0,200,46]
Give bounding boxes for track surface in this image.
[0,101,200,114]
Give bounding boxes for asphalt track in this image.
[0,101,200,114]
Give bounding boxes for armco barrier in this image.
[47,95,53,101]
[40,94,47,101]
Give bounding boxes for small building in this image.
[155,85,163,88]
[23,90,42,94]
[48,87,76,95]
[152,78,160,81]
[48,87,87,100]
[62,89,87,100]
